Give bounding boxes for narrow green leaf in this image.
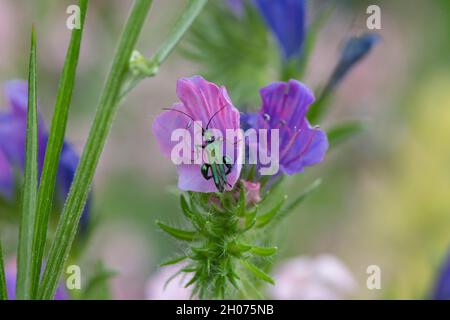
[0,242,7,300]
[327,121,366,149]
[250,246,278,257]
[38,0,154,300]
[255,196,287,228]
[237,183,246,217]
[228,242,252,256]
[31,0,88,298]
[16,26,39,300]
[180,194,192,219]
[277,179,322,222]
[240,260,275,285]
[160,256,188,267]
[156,221,197,242]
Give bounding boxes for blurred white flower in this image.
[145,264,194,300]
[270,254,357,300]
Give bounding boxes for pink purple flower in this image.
[152,76,242,193]
[244,80,328,176]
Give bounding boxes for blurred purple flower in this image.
[328,33,380,90]
[0,151,13,199]
[226,0,245,17]
[253,0,306,61]
[432,251,450,300]
[4,258,68,300]
[270,255,357,300]
[0,80,90,225]
[152,76,242,193]
[244,80,328,176]
[241,180,261,205]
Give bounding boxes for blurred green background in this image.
[0,0,449,299]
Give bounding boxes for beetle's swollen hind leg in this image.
[201,164,213,180]
[223,156,233,175]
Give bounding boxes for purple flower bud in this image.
[328,33,380,90]
[254,0,306,61]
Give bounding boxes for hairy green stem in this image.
[31,0,88,298]
[119,0,208,98]
[38,0,153,299]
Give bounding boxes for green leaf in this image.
[156,221,197,242]
[180,194,192,219]
[31,0,88,298]
[237,184,246,217]
[240,260,275,285]
[160,256,188,267]
[277,179,322,222]
[327,121,366,149]
[255,196,287,228]
[0,242,7,300]
[250,246,278,257]
[38,0,154,300]
[228,242,252,256]
[16,26,39,300]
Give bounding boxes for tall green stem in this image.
[120,0,208,98]
[38,0,153,299]
[31,0,88,298]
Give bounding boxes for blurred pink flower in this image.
[241,180,261,205]
[270,254,357,300]
[145,264,194,300]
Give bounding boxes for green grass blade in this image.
[38,0,153,300]
[31,0,88,298]
[16,27,39,300]
[0,242,7,300]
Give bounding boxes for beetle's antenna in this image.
[205,104,227,130]
[163,107,196,122]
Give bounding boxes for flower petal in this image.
[254,0,306,60]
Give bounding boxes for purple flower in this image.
[432,251,450,300]
[152,76,243,193]
[245,80,328,176]
[4,257,68,300]
[253,0,306,61]
[0,80,90,224]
